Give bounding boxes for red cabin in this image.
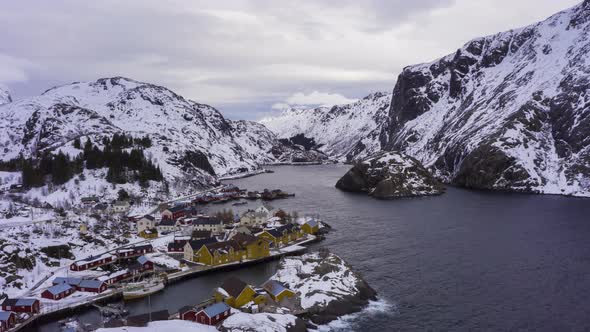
[70,253,115,271]
[195,302,231,325]
[179,306,198,321]
[77,279,108,293]
[42,284,75,300]
[116,244,153,259]
[1,298,40,314]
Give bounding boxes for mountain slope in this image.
[260,92,391,161]
[0,86,11,105]
[384,1,590,196]
[0,77,323,196]
[261,2,590,197]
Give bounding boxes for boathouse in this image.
[214,277,265,308]
[161,205,185,220]
[116,244,154,259]
[179,306,198,321]
[78,279,107,293]
[1,298,40,313]
[195,302,231,325]
[70,253,115,271]
[41,284,75,300]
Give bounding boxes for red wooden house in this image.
[0,312,16,330]
[195,302,231,325]
[41,284,75,300]
[78,279,108,293]
[161,205,186,220]
[1,298,40,314]
[116,244,153,259]
[129,256,154,275]
[100,269,133,285]
[70,253,116,271]
[179,306,197,321]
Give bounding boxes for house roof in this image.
[113,201,129,206]
[262,280,292,297]
[77,253,114,264]
[204,240,241,255]
[159,218,176,226]
[220,277,248,298]
[0,312,14,320]
[304,219,318,227]
[2,298,38,307]
[200,302,231,318]
[78,279,105,289]
[45,284,74,295]
[265,228,284,238]
[53,277,82,286]
[187,237,218,250]
[137,256,150,265]
[141,215,155,221]
[231,233,260,246]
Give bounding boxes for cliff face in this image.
[385,2,590,196]
[336,151,444,199]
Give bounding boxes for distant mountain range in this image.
[0,77,325,200]
[262,1,590,197]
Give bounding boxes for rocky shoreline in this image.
[336,151,444,199]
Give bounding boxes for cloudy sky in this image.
[0,0,580,119]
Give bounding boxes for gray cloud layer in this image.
[0,0,580,119]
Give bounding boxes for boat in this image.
[123,278,165,300]
[232,201,247,206]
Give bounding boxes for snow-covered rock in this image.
[335,151,444,199]
[220,312,306,332]
[260,92,391,162]
[0,77,325,198]
[272,249,377,324]
[0,86,11,105]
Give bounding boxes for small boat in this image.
[232,201,247,206]
[123,278,165,300]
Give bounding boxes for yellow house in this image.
[215,277,266,308]
[139,228,158,239]
[231,233,270,259]
[256,229,285,248]
[194,241,244,266]
[262,280,296,303]
[301,219,319,235]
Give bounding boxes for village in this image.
[0,184,326,331]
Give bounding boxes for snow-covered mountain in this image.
[260,92,391,161]
[0,86,11,105]
[384,1,590,196]
[261,2,590,197]
[0,77,324,194]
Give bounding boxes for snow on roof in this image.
[45,284,74,295]
[78,279,105,288]
[137,256,150,265]
[304,219,318,227]
[53,277,82,286]
[216,287,229,297]
[262,280,291,297]
[15,298,38,306]
[200,302,231,318]
[76,253,114,264]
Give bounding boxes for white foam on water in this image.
[315,298,397,331]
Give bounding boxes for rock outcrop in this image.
[336,151,444,199]
[271,249,377,325]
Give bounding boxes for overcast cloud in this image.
[0,0,581,119]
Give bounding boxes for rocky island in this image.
[335,151,444,199]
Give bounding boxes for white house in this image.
[112,201,130,213]
[157,218,177,234]
[193,217,224,234]
[137,215,156,234]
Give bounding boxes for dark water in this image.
[30,164,590,331]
